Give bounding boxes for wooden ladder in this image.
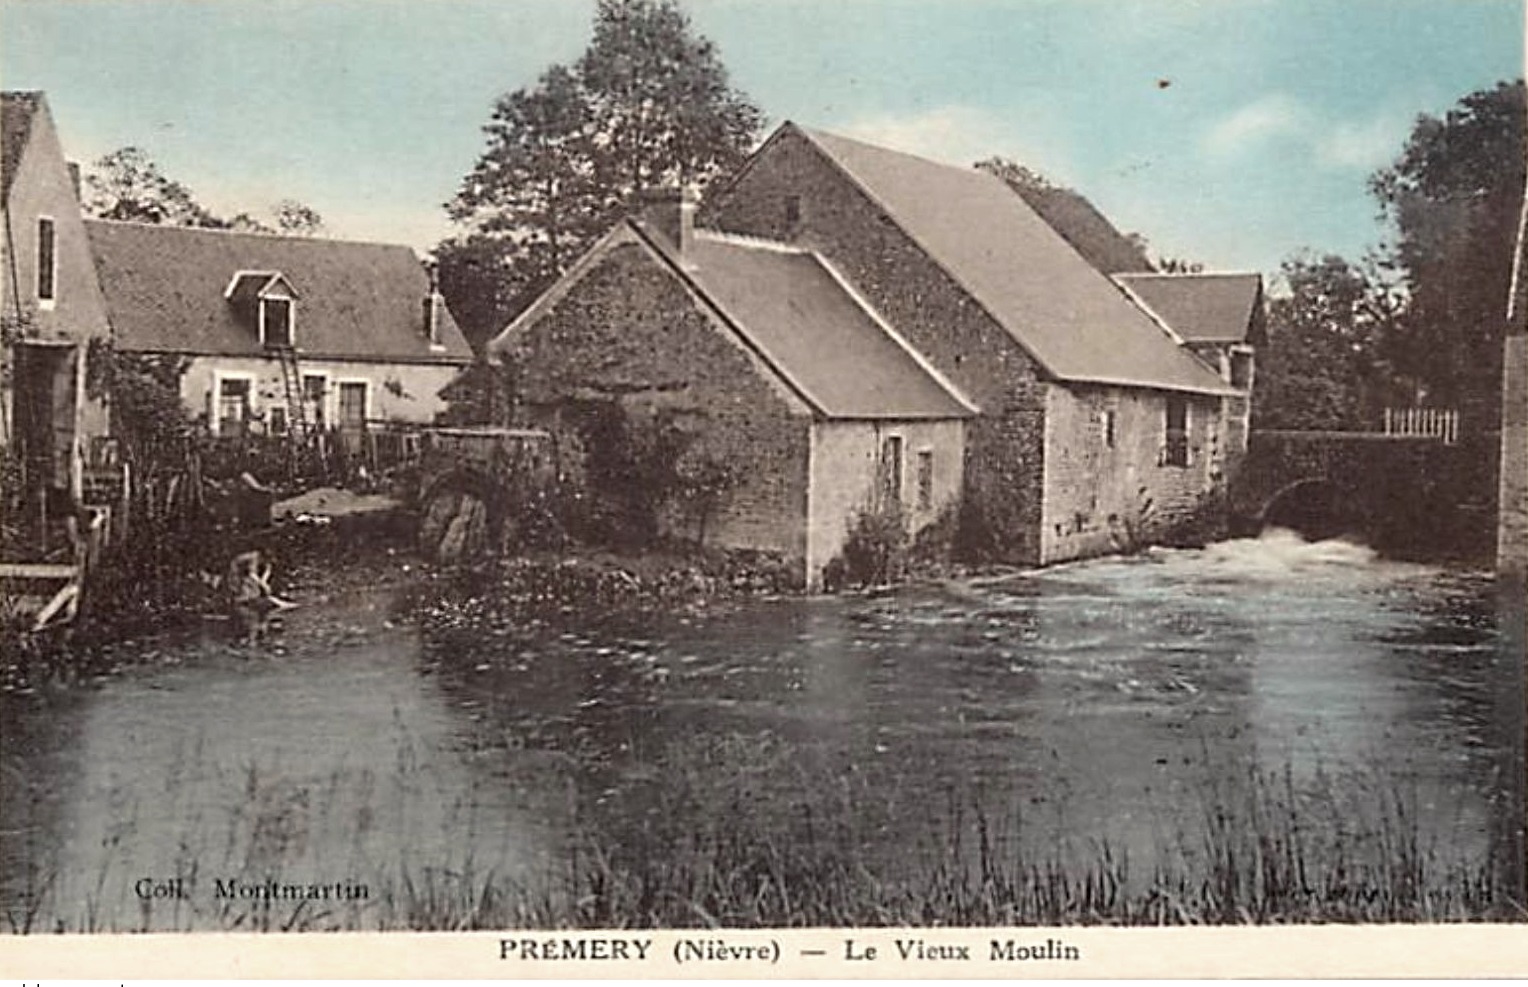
[276,345,307,435]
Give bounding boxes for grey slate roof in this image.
[1,91,43,203]
[1115,272,1263,344]
[85,220,472,363]
[794,125,1230,395]
[674,231,973,420]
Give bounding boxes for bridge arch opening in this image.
[1258,478,1363,542]
[418,467,504,563]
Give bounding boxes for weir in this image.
[1229,429,1499,558]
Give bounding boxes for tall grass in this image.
[4,723,1519,932]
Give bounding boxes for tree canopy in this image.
[439,0,763,352]
[1369,79,1525,422]
[1254,253,1403,430]
[85,146,326,235]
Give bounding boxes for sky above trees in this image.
[1,0,1520,275]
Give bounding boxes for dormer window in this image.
[262,295,294,348]
[224,270,299,349]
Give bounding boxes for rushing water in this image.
[1,530,1521,930]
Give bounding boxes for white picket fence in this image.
[1383,407,1459,445]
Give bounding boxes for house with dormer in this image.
[84,221,473,436]
[2,91,112,502]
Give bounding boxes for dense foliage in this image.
[1258,80,1524,431]
[437,0,763,352]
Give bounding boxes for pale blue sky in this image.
[1,0,1520,276]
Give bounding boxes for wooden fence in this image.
[1383,407,1459,445]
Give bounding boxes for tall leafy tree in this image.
[1255,253,1403,430]
[1370,80,1525,424]
[443,0,763,352]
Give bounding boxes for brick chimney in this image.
[636,186,696,259]
[422,260,442,345]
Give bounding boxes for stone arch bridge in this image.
[1228,430,1498,558]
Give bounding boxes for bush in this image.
[829,506,908,589]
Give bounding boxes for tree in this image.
[85,146,223,227]
[444,0,763,352]
[1370,80,1526,423]
[85,147,325,235]
[1255,253,1404,430]
[273,199,325,235]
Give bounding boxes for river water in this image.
[1,530,1521,930]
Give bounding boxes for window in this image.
[1230,349,1253,390]
[880,434,904,509]
[268,406,288,436]
[338,380,368,431]
[1164,397,1189,467]
[784,194,801,228]
[36,217,56,304]
[217,377,251,435]
[1102,409,1117,449]
[262,296,294,348]
[916,449,934,511]
[303,374,327,428]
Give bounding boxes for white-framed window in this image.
[36,215,57,307]
[260,294,295,348]
[213,372,256,436]
[337,379,369,431]
[916,448,934,510]
[302,372,330,429]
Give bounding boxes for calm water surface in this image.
[1,531,1520,930]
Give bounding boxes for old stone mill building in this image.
[491,123,1262,587]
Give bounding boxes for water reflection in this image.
[1,530,1519,929]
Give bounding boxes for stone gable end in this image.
[501,240,813,572]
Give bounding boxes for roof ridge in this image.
[84,216,415,253]
[694,228,808,254]
[1117,270,1262,281]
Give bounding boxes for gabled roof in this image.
[85,220,472,363]
[2,91,44,203]
[1005,182,1154,275]
[783,125,1230,395]
[492,222,974,421]
[1114,272,1264,344]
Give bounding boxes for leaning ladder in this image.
[275,345,307,435]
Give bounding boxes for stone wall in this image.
[501,239,815,571]
[712,129,1049,565]
[1041,383,1223,561]
[807,418,965,584]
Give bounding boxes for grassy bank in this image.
[5,722,1519,932]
